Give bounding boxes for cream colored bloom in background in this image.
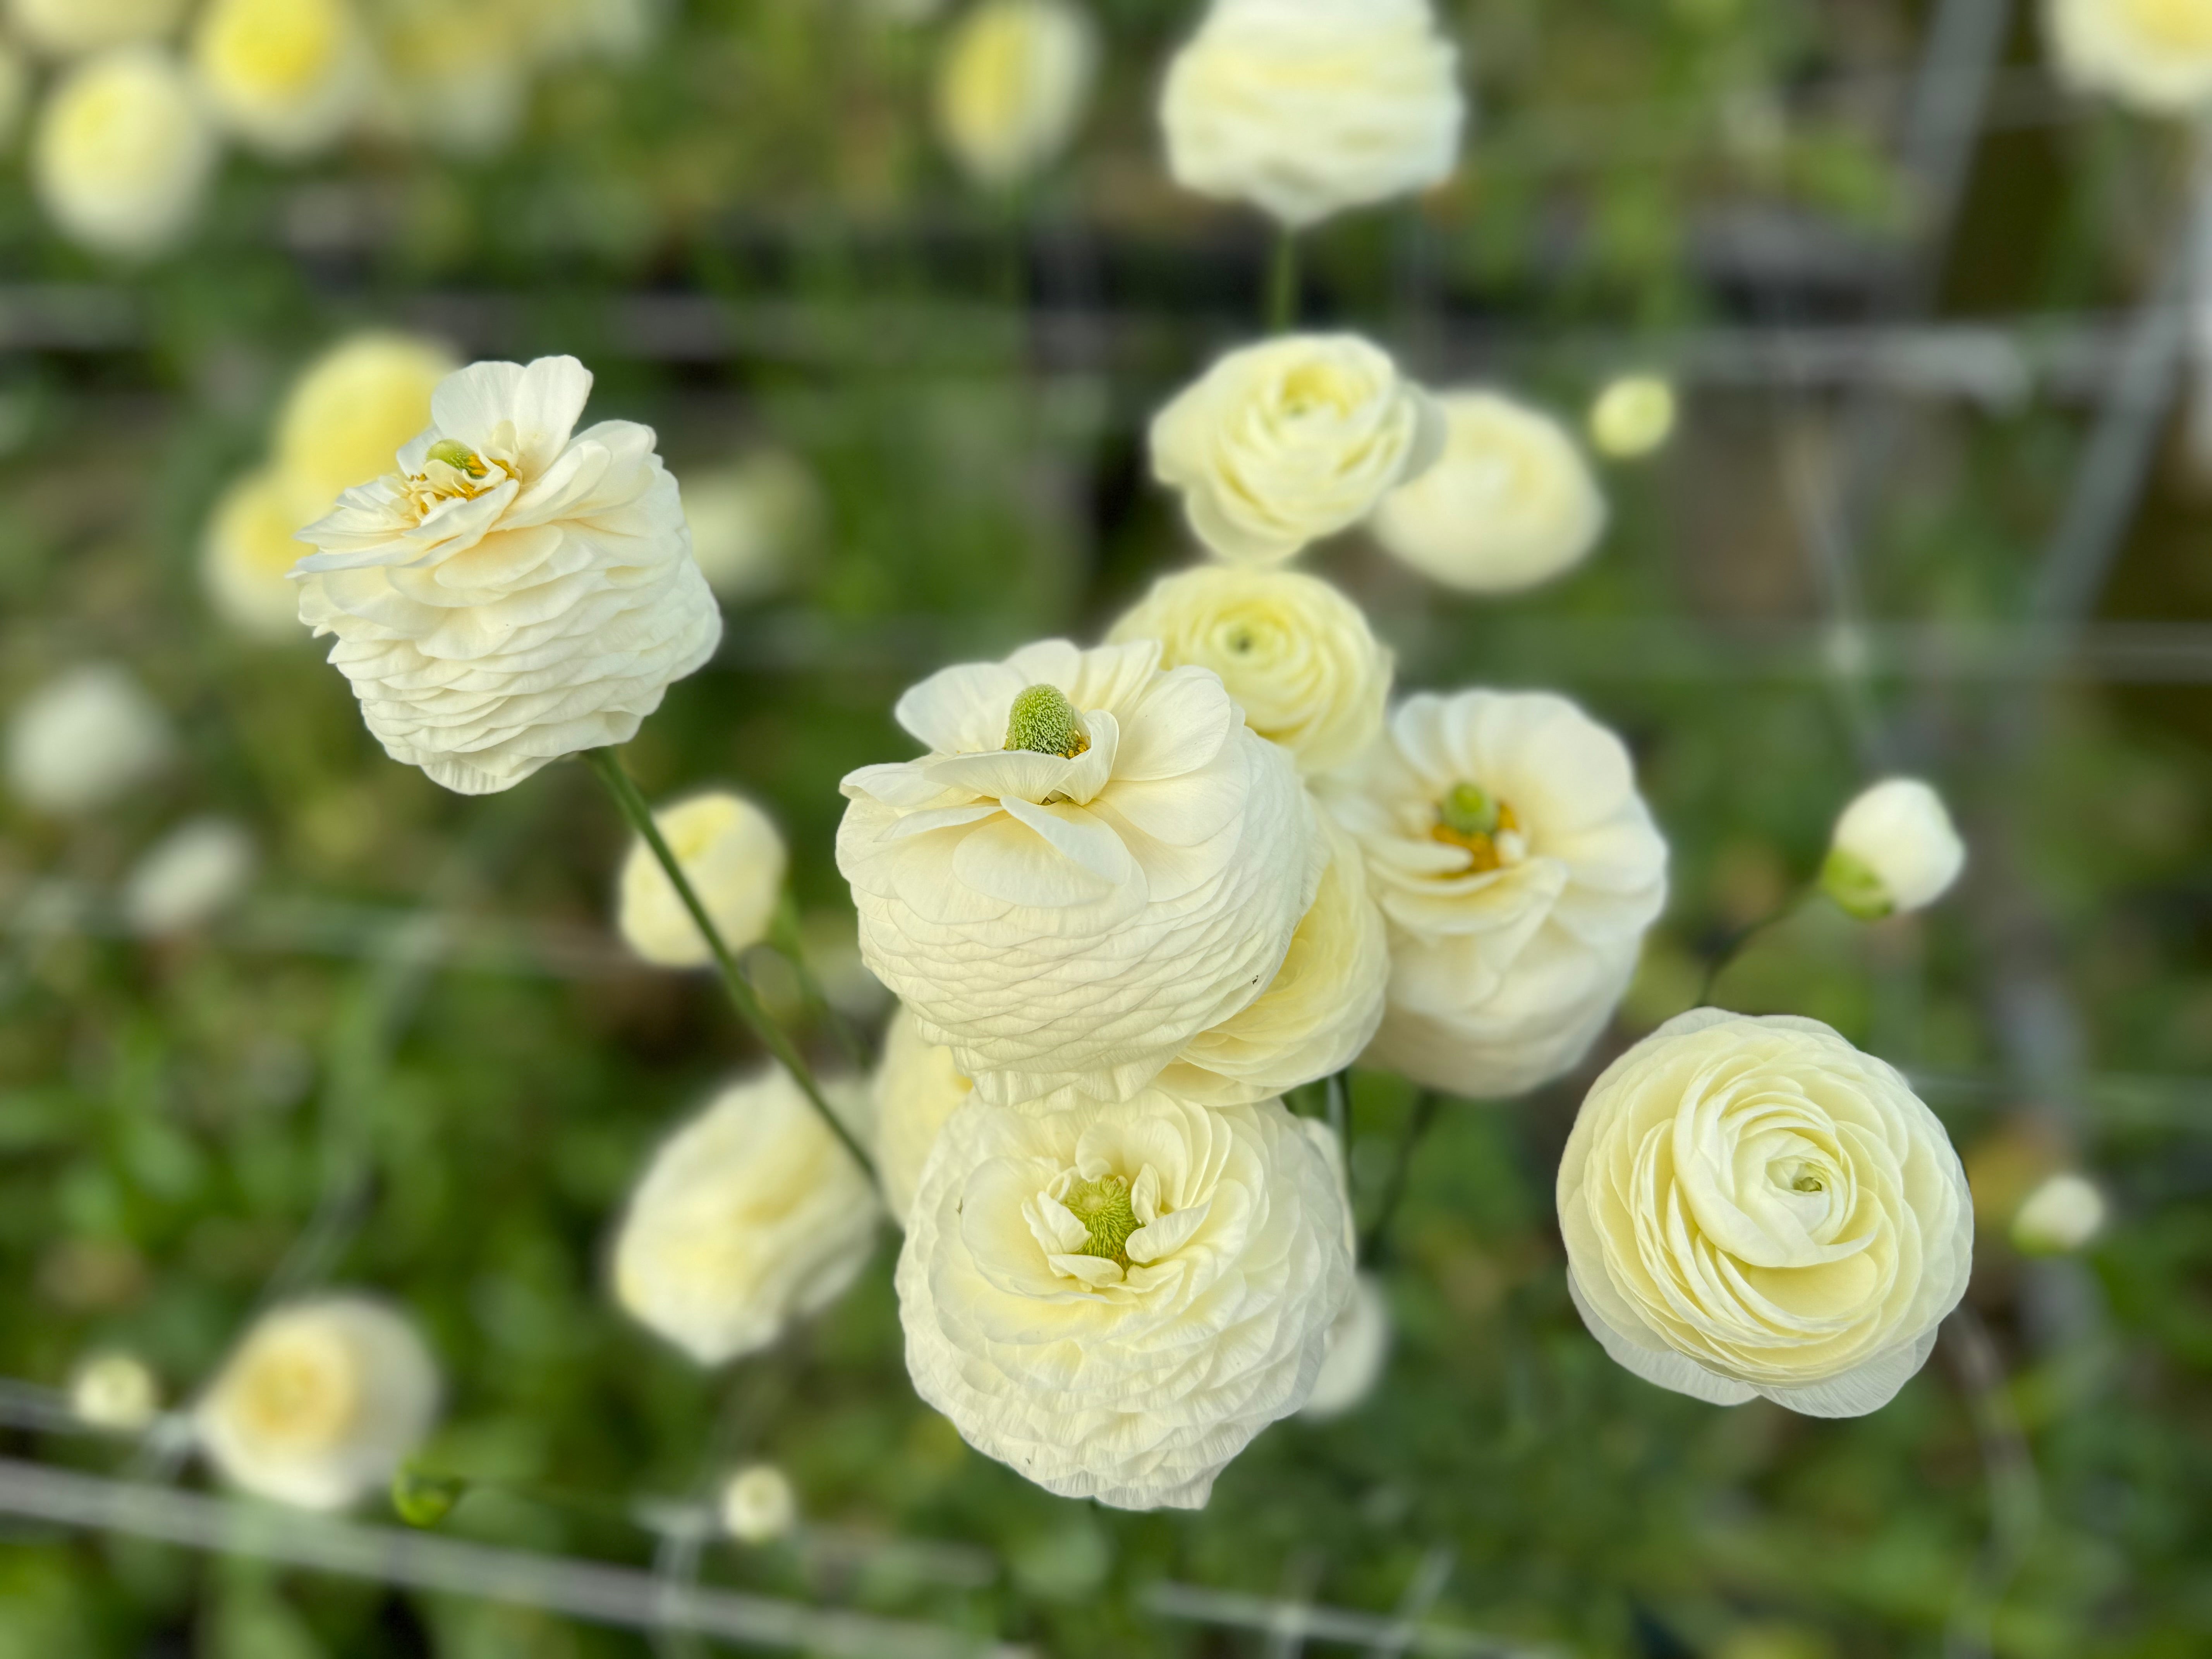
[2047,0,2212,114]
[872,1005,975,1226]
[295,354,723,795]
[1302,1272,1391,1420]
[1326,690,1668,1099]
[9,0,187,58]
[898,1089,1353,1509]
[837,638,1319,1110]
[1370,391,1608,595]
[33,47,218,260]
[1151,334,1442,566]
[1559,1010,1972,1417]
[195,1295,441,1509]
[683,449,823,603]
[192,0,370,158]
[366,0,530,157]
[275,333,461,529]
[935,0,1098,190]
[69,1352,163,1432]
[1160,0,1463,228]
[6,663,173,815]
[1108,565,1391,774]
[123,817,257,936]
[2011,1171,2107,1254]
[721,1462,798,1544]
[612,1069,881,1366]
[616,790,787,969]
[1822,778,1966,919]
[204,469,315,639]
[1587,373,1678,460]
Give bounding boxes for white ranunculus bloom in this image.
[1158,810,1388,1106]
[9,0,186,58]
[192,0,370,158]
[2011,1171,2107,1254]
[1559,1010,1973,1417]
[277,333,457,526]
[1823,778,1966,919]
[1107,565,1391,775]
[934,0,1098,189]
[69,1352,162,1432]
[1160,0,1463,229]
[1587,373,1678,459]
[195,1296,441,1510]
[32,47,218,260]
[611,1070,881,1366]
[682,450,823,603]
[1151,334,1443,567]
[872,1004,975,1227]
[720,1463,797,1544]
[6,663,173,816]
[294,355,723,795]
[204,469,317,640]
[2047,0,2212,115]
[837,639,1321,1110]
[1301,1272,1391,1420]
[897,1089,1354,1509]
[1369,390,1608,594]
[616,790,787,969]
[122,817,257,936]
[1325,690,1668,1099]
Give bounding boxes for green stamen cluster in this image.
[1062,1175,1139,1269]
[1005,684,1088,759]
[1437,781,1501,840]
[425,438,489,479]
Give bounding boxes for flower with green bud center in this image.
[1819,847,1893,921]
[1062,1174,1140,1269]
[424,438,489,480]
[1431,780,1519,872]
[1004,684,1090,759]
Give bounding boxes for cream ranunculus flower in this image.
[872,1004,976,1227]
[69,1352,163,1432]
[1107,565,1391,774]
[1325,690,1668,1099]
[277,333,458,524]
[192,0,371,158]
[720,1462,798,1544]
[366,0,530,157]
[1301,1271,1391,1420]
[1152,335,1443,567]
[2011,1171,2107,1254]
[682,449,823,603]
[611,1069,881,1366]
[2047,0,2212,115]
[836,638,1321,1110]
[9,0,186,58]
[1587,373,1678,460]
[897,1088,1354,1509]
[1159,0,1464,229]
[6,663,173,815]
[122,817,257,935]
[1822,777,1966,919]
[1559,1009,1973,1417]
[194,1295,441,1510]
[294,355,723,795]
[204,469,316,639]
[616,790,787,969]
[32,46,218,260]
[1369,390,1608,595]
[934,0,1098,189]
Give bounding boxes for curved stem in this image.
[768,892,868,1071]
[1267,227,1300,333]
[585,750,879,1188]
[1359,1090,1442,1267]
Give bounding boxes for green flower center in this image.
[1431,781,1520,873]
[424,438,489,480]
[1004,684,1089,759]
[1062,1175,1139,1269]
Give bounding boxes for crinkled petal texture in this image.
[2046,0,2212,115]
[611,1070,881,1367]
[1150,334,1444,567]
[897,1089,1354,1510]
[872,1003,978,1227]
[294,354,723,795]
[1324,690,1668,1098]
[1558,1009,1973,1417]
[1108,565,1391,775]
[1160,0,1464,229]
[837,639,1323,1111]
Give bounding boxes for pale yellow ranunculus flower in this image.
[934,0,1098,189]
[203,467,313,639]
[616,790,788,969]
[366,0,531,156]
[275,332,457,527]
[32,46,218,260]
[2047,0,2212,114]
[871,1004,975,1227]
[9,0,187,59]
[192,0,370,158]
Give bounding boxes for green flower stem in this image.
[1359,1089,1442,1267]
[767,891,868,1071]
[585,749,879,1188]
[1267,227,1300,333]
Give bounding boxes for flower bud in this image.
[1587,375,1678,460]
[2011,1171,2107,1255]
[5,663,172,816]
[122,817,256,936]
[390,1462,467,1528]
[1300,1273,1391,1421]
[720,1463,798,1544]
[69,1352,161,1432]
[1822,778,1965,919]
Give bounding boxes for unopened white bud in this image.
[69,1352,161,1432]
[1823,778,1966,919]
[2011,1172,2107,1255]
[1587,374,1677,459]
[720,1463,797,1544]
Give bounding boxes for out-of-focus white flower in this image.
[294,355,723,795]
[1587,374,1678,459]
[2047,0,2212,114]
[898,1089,1353,1509]
[366,0,529,156]
[611,1069,881,1366]
[1370,390,1607,594]
[1107,565,1391,775]
[192,0,370,158]
[1301,1272,1391,1420]
[9,0,187,58]
[1822,778,1966,919]
[2011,1171,2108,1254]
[1324,690,1668,1099]
[276,333,457,526]
[32,47,218,259]
[0,44,32,149]
[1559,1010,1973,1417]
[1151,334,1443,566]
[122,817,256,936]
[195,1296,441,1510]
[720,1462,798,1544]
[837,639,1321,1110]
[6,663,173,816]
[69,1352,162,1432]
[204,469,316,639]
[616,790,787,969]
[682,450,823,603]
[872,1004,975,1227]
[1158,811,1388,1106]
[1160,0,1463,229]
[935,0,1098,189]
